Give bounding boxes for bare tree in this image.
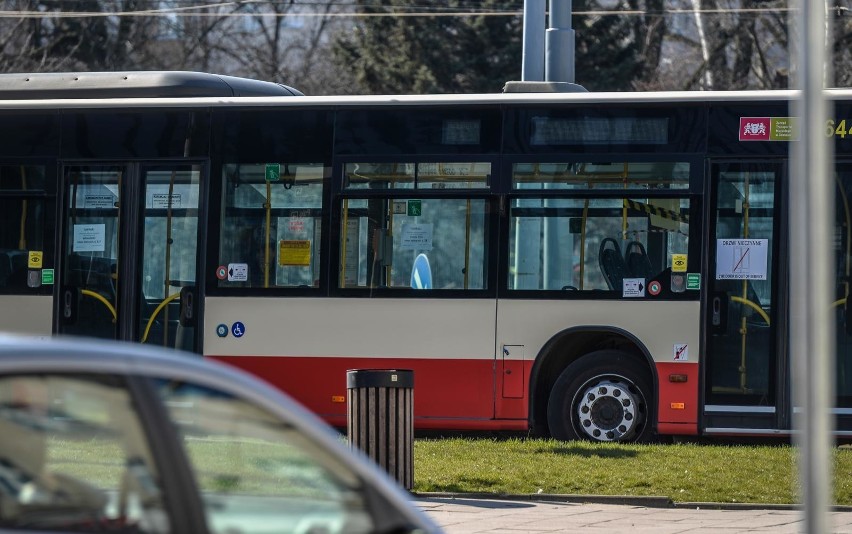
[0,0,166,72]
[140,0,355,94]
[637,0,790,90]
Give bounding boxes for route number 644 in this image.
[827,119,848,138]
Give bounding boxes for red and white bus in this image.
[2,71,851,442]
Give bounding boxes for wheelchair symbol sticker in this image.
[231,322,246,338]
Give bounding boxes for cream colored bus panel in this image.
[204,297,497,360]
[0,296,52,336]
[497,300,701,364]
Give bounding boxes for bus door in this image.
[704,161,784,432]
[58,163,203,352]
[834,161,852,432]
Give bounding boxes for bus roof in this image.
[0,71,303,99]
[0,71,851,109]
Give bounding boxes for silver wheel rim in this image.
[574,377,643,442]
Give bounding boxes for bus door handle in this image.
[62,286,79,325]
[179,286,196,327]
[711,296,721,326]
[711,292,728,333]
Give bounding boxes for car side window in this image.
[0,374,170,532]
[156,381,376,534]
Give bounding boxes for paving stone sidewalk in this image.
[415,495,852,533]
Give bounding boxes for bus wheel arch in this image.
[529,328,658,442]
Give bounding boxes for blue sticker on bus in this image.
[216,324,228,337]
[231,322,245,338]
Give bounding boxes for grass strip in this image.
[413,438,852,505]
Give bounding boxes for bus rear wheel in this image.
[547,350,654,443]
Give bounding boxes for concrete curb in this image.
[414,492,672,508]
[413,492,852,512]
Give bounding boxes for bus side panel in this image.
[208,355,508,430]
[655,362,700,435]
[0,295,52,335]
[496,299,701,434]
[203,297,498,426]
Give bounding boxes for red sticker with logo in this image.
[216,266,227,280]
[648,280,662,296]
[739,117,770,141]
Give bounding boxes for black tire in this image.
[547,350,654,443]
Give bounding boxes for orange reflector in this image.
[332,395,346,403]
[670,402,685,410]
[669,374,689,383]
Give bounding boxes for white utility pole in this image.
[790,0,835,531]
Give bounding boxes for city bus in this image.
[2,71,851,443]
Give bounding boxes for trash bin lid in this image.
[347,369,414,389]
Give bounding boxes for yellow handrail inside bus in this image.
[575,163,594,290]
[340,198,349,288]
[738,172,752,392]
[81,289,117,322]
[730,295,771,325]
[162,170,176,347]
[141,292,180,343]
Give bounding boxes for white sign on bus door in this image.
[715,239,769,280]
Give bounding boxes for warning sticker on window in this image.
[622,278,645,297]
[279,240,311,266]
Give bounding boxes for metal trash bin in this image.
[346,369,414,490]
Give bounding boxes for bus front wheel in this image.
[547,350,654,443]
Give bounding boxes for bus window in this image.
[219,163,327,289]
[0,166,48,294]
[339,197,488,290]
[339,161,491,291]
[508,196,693,294]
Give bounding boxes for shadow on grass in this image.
[415,496,536,509]
[540,445,640,459]
[422,475,507,493]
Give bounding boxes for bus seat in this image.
[599,238,627,290]
[625,241,654,280]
